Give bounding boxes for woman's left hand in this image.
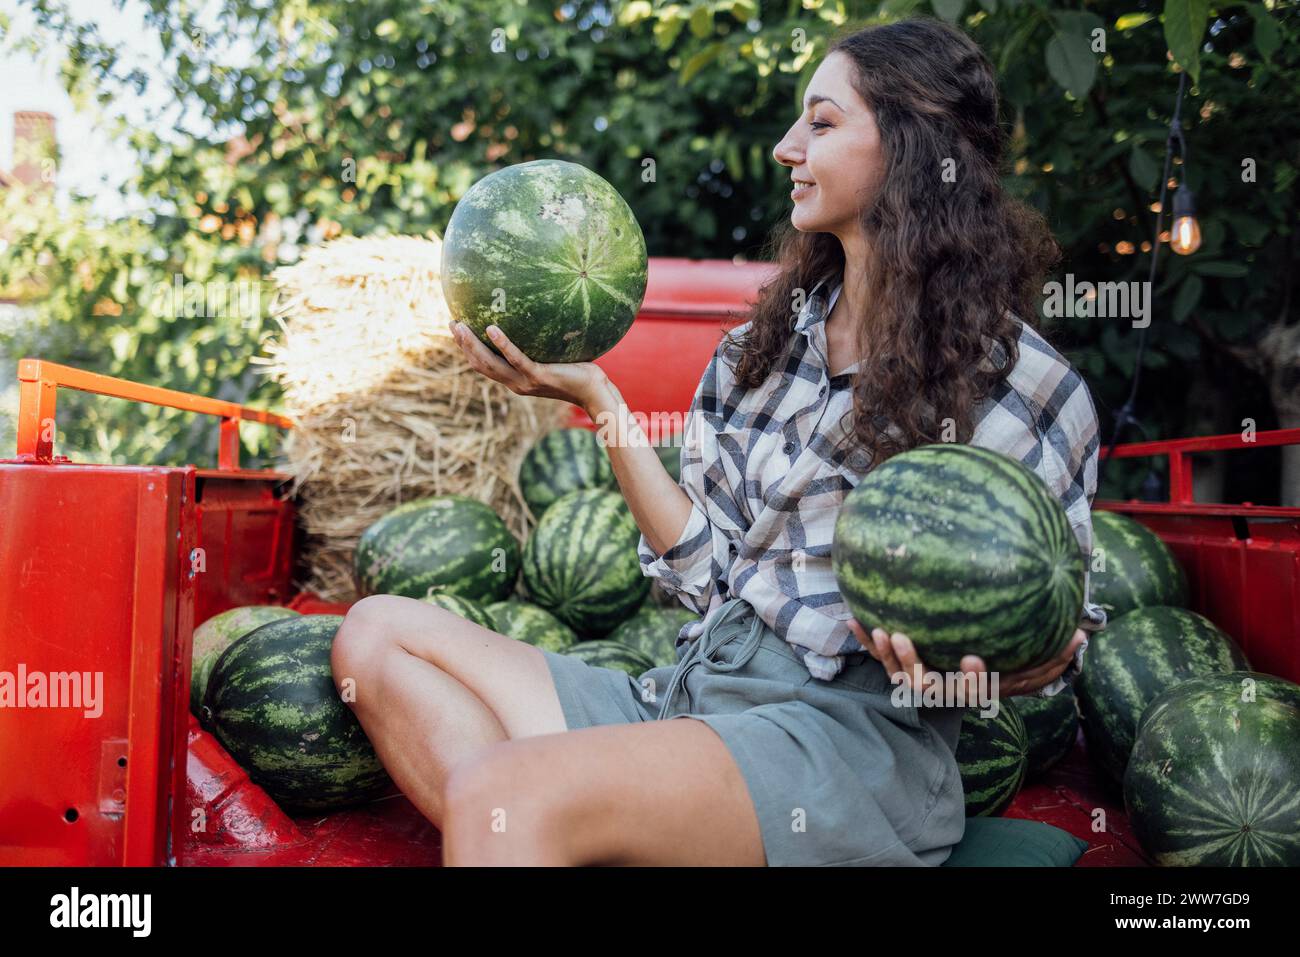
[845,620,1087,701]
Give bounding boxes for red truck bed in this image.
[2,257,1297,867]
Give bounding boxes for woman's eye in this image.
[809,121,830,130]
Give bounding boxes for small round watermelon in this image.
[1090,511,1188,618]
[440,159,648,363]
[355,495,520,603]
[608,603,698,667]
[519,428,615,518]
[486,599,578,652]
[1124,672,1300,866]
[203,615,392,813]
[1014,688,1079,780]
[955,701,1029,816]
[191,605,300,716]
[833,444,1084,674]
[565,639,656,678]
[522,488,650,638]
[421,591,497,631]
[1076,605,1250,788]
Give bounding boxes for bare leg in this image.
[441,718,766,866]
[332,594,569,828]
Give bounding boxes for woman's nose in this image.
[773,130,801,168]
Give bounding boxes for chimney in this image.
[12,111,57,189]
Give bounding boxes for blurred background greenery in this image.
[0,0,1295,503]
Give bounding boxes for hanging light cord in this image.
[1096,69,1190,494]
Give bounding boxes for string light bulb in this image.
[1170,183,1202,255]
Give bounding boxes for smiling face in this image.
[773,51,885,240]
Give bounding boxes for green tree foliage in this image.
[0,0,1295,500]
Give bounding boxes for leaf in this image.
[1172,274,1202,323]
[1192,261,1250,278]
[1046,31,1097,98]
[728,0,758,21]
[931,0,966,23]
[1253,5,1281,60]
[1163,0,1211,86]
[1116,13,1156,31]
[680,42,724,85]
[1128,144,1159,191]
[618,1,655,26]
[689,5,713,39]
[654,14,686,51]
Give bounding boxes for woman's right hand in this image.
[451,320,616,415]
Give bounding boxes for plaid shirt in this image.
[638,274,1108,696]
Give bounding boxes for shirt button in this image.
[783,441,795,455]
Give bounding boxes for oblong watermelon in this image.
[522,489,650,638]
[486,599,578,652]
[1090,511,1188,618]
[955,701,1029,816]
[203,615,392,812]
[1124,672,1300,866]
[421,591,497,631]
[565,639,655,677]
[608,604,698,667]
[191,605,300,716]
[519,428,615,518]
[1076,605,1250,788]
[440,159,648,363]
[1014,688,1079,780]
[832,444,1084,673]
[355,495,520,603]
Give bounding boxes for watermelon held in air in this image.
[1124,672,1300,866]
[608,603,698,667]
[521,488,650,638]
[519,428,616,518]
[486,599,578,653]
[1013,688,1079,781]
[421,590,497,631]
[954,701,1029,817]
[832,444,1084,674]
[202,615,393,813]
[1076,605,1250,789]
[564,639,656,678]
[440,159,648,364]
[191,605,300,716]
[1089,510,1188,618]
[355,495,520,604]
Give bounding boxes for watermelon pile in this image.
[191,605,299,715]
[1013,687,1079,781]
[518,427,615,518]
[421,591,497,630]
[1089,511,1188,618]
[954,702,1029,817]
[487,599,578,652]
[440,159,648,364]
[833,444,1084,673]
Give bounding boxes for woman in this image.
[331,17,1106,866]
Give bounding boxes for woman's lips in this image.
[791,182,816,200]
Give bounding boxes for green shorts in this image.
[539,596,967,866]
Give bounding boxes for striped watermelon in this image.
[608,604,698,667]
[191,605,299,716]
[440,159,648,363]
[955,701,1029,816]
[522,488,650,638]
[1014,688,1079,780]
[1090,511,1188,618]
[203,615,392,812]
[565,639,655,677]
[486,599,578,652]
[833,444,1084,673]
[1124,672,1300,866]
[421,591,497,630]
[1076,605,1250,788]
[355,495,520,603]
[519,428,615,518]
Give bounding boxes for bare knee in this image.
[441,743,572,865]
[331,594,413,699]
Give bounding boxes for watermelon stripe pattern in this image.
[191,605,300,716]
[1014,688,1079,780]
[203,615,392,812]
[355,495,520,603]
[564,639,655,677]
[955,701,1028,816]
[421,592,497,631]
[833,444,1084,673]
[608,604,698,667]
[487,600,578,652]
[522,489,650,638]
[440,159,648,363]
[518,428,615,518]
[1076,605,1250,788]
[1124,672,1300,866]
[1090,511,1188,618]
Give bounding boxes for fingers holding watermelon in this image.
[451,320,611,413]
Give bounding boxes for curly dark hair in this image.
[729,16,1061,465]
